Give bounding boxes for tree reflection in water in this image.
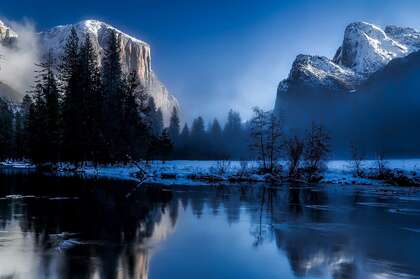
[0,174,174,279]
[0,173,419,278]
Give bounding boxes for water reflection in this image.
[0,173,419,278]
[0,174,174,279]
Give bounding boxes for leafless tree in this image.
[350,142,365,177]
[237,158,249,177]
[285,135,305,177]
[266,112,283,172]
[303,123,331,180]
[212,159,231,176]
[376,151,388,178]
[249,108,267,170]
[249,107,283,173]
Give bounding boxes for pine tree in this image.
[190,116,206,158]
[19,95,33,158]
[168,107,180,144]
[136,82,151,117]
[60,28,84,163]
[102,30,125,162]
[58,27,79,87]
[147,96,157,132]
[158,128,173,162]
[223,110,245,158]
[27,84,47,164]
[147,128,173,161]
[0,97,13,160]
[180,124,190,144]
[155,108,164,136]
[210,118,224,158]
[191,117,205,141]
[120,72,150,161]
[79,34,106,164]
[28,52,61,164]
[176,123,190,159]
[147,97,163,136]
[210,119,222,141]
[42,52,61,162]
[13,110,24,159]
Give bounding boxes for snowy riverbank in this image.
[2,159,420,186]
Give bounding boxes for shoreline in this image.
[1,159,420,187]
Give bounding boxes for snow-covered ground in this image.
[1,159,420,186]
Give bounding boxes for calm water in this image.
[0,171,420,279]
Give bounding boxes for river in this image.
[0,171,419,278]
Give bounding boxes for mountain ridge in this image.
[275,21,420,109]
[0,19,180,124]
[40,19,180,124]
[274,21,420,155]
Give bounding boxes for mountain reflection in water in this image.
[0,172,419,279]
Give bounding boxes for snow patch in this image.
[3,159,420,187]
[278,21,420,96]
[37,19,180,125]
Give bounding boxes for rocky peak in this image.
[289,55,360,89]
[40,19,152,84]
[333,22,409,75]
[0,20,18,46]
[278,21,420,98]
[385,25,420,50]
[39,19,179,124]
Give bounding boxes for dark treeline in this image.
[0,27,251,164]
[171,110,249,160]
[0,28,173,166]
[0,28,330,166]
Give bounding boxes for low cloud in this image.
[0,18,39,97]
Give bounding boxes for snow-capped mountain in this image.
[0,19,179,124]
[274,21,420,155]
[279,54,363,92]
[0,20,19,100]
[39,19,180,124]
[0,19,17,46]
[276,21,420,103]
[333,22,412,75]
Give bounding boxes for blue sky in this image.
[3,0,420,122]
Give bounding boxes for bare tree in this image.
[266,112,283,172]
[350,142,365,177]
[303,123,331,180]
[376,151,388,178]
[285,135,305,177]
[212,159,231,176]
[249,107,283,173]
[237,158,249,177]
[250,108,268,170]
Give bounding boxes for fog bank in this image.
[0,19,39,97]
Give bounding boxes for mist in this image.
[0,19,39,97]
[276,51,420,159]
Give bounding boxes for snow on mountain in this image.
[277,22,420,97]
[384,25,420,51]
[0,20,18,46]
[40,19,180,124]
[333,22,410,75]
[0,20,18,45]
[289,54,362,90]
[0,21,20,100]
